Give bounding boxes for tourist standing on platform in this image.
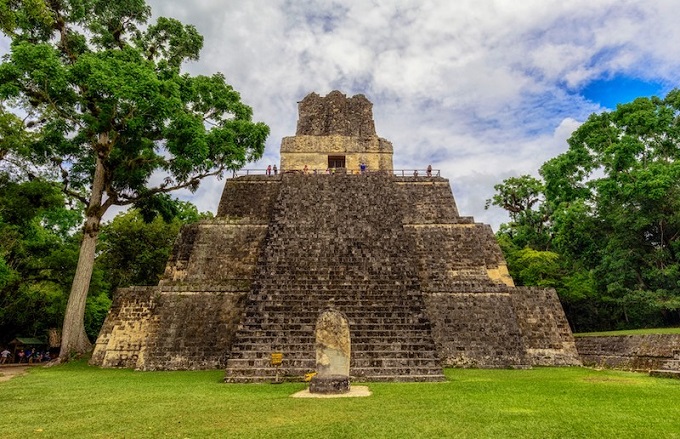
[427,164,432,177]
[360,162,367,174]
[273,165,278,175]
[266,165,272,176]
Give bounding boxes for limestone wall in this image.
[91,286,157,368]
[296,91,376,137]
[280,135,393,172]
[91,286,247,370]
[395,178,577,367]
[216,176,281,219]
[163,176,276,285]
[395,179,461,223]
[398,178,527,367]
[138,288,246,370]
[160,220,268,286]
[510,287,581,366]
[225,172,445,382]
[424,290,527,367]
[93,173,581,373]
[576,334,680,371]
[92,176,276,370]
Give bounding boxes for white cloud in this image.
[2,0,679,229]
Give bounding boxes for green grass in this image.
[574,327,680,337]
[1,363,679,438]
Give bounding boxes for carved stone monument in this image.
[90,91,582,382]
[309,310,351,394]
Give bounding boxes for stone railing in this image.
[231,169,441,177]
[393,169,441,177]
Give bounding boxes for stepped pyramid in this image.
[91,91,581,381]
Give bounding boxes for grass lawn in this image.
[574,327,680,337]
[1,362,679,438]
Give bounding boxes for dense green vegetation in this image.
[0,177,207,346]
[0,177,94,343]
[0,0,268,358]
[488,90,680,332]
[1,363,679,438]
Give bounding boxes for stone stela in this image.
[309,310,351,394]
[90,91,582,382]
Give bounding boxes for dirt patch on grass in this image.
[582,376,639,384]
[0,366,29,382]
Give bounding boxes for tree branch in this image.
[108,166,228,206]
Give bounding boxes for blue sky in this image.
[581,75,667,109]
[2,0,679,229]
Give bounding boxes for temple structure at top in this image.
[280,91,393,172]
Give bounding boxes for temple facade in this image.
[280,91,394,172]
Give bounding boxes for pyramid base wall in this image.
[90,286,246,371]
[91,175,581,376]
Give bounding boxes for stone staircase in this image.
[650,356,680,379]
[225,172,445,382]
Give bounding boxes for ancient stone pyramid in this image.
[91,91,581,381]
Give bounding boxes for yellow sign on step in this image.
[271,352,283,366]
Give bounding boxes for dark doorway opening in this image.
[328,155,346,169]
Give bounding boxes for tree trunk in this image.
[59,153,107,360]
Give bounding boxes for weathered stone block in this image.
[576,334,680,371]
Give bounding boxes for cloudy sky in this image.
[4,1,680,229]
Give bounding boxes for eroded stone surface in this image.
[576,334,680,371]
[310,310,351,394]
[296,91,375,137]
[309,310,352,394]
[309,375,351,394]
[280,91,393,172]
[315,310,351,377]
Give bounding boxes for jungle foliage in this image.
[0,0,268,357]
[488,90,680,331]
[0,174,207,346]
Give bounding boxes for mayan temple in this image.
[91,91,581,381]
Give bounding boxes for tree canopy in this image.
[0,176,207,346]
[97,200,212,292]
[0,0,269,358]
[489,90,680,331]
[0,176,99,345]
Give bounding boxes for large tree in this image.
[485,175,550,250]
[490,90,680,331]
[0,0,269,359]
[542,91,680,327]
